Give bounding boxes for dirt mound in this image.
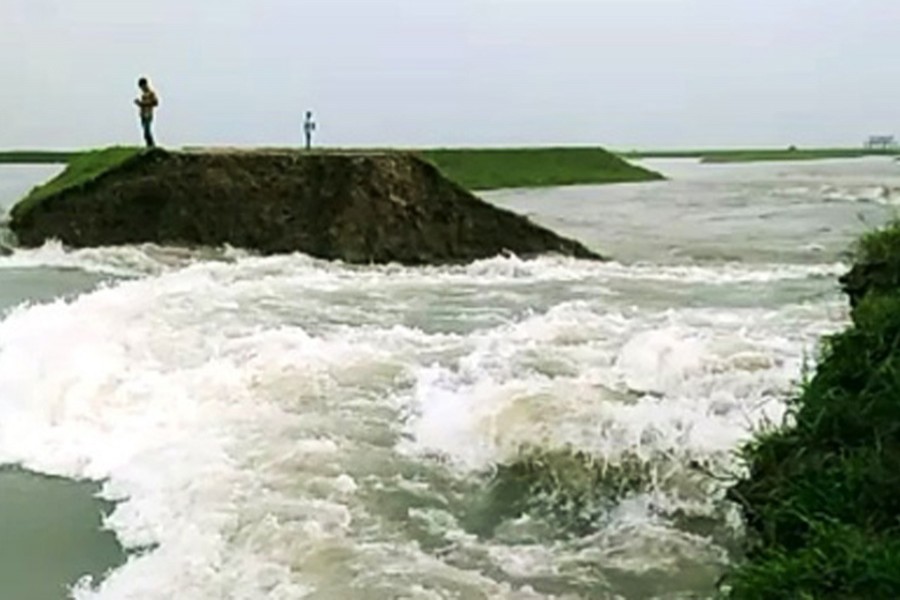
[10,149,602,265]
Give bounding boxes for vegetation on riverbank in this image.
[623,147,900,163]
[10,147,142,220]
[724,221,900,598]
[421,147,664,190]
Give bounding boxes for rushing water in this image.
[0,158,897,599]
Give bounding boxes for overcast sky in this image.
[2,0,898,149]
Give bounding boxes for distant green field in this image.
[622,147,900,163]
[619,149,710,159]
[0,151,80,164]
[420,147,664,190]
[701,148,900,163]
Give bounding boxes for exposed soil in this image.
[10,150,603,265]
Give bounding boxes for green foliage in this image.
[856,220,900,266]
[726,223,900,598]
[726,521,900,600]
[838,222,900,311]
[10,147,143,221]
[420,147,664,190]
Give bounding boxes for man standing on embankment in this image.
[304,111,316,150]
[135,77,159,148]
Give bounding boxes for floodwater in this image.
[0,158,896,599]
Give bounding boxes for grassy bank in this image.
[420,147,664,190]
[0,151,79,164]
[4,146,663,192]
[623,147,900,164]
[10,147,142,221]
[724,222,900,598]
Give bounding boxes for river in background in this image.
[0,158,897,599]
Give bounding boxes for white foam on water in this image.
[0,254,846,599]
[820,184,900,205]
[403,300,835,472]
[0,239,846,288]
[0,240,252,278]
[371,255,846,286]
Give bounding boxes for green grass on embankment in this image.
[10,147,142,221]
[420,147,664,190]
[0,151,80,164]
[623,147,900,164]
[4,146,663,192]
[724,222,900,598]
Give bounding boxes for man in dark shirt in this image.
[135,78,159,148]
